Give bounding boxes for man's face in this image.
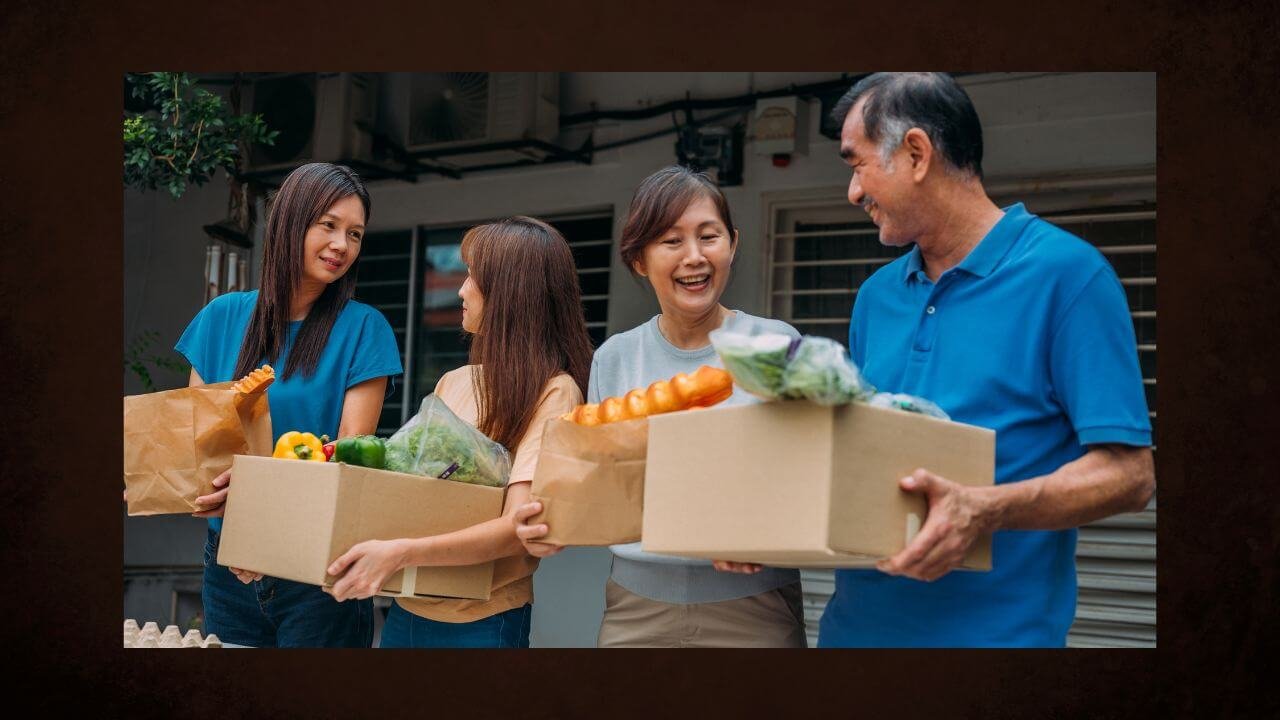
[839,99,918,247]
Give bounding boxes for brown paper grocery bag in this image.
[123,382,272,516]
[529,416,647,546]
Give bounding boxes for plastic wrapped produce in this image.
[867,392,950,420]
[708,328,792,399]
[384,394,512,488]
[711,328,876,405]
[779,336,875,405]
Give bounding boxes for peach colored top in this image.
[397,365,581,623]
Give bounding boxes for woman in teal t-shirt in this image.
[174,162,403,647]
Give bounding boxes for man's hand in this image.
[325,539,407,601]
[192,469,232,518]
[712,560,763,574]
[877,468,996,582]
[513,502,565,558]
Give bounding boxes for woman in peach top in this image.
[324,216,594,647]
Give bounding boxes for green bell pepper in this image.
[333,435,387,469]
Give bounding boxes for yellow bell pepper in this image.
[273,431,327,461]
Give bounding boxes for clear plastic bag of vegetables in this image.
[780,336,875,405]
[710,322,875,405]
[866,392,950,420]
[384,394,512,487]
[708,326,793,399]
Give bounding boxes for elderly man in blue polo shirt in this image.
[718,73,1154,647]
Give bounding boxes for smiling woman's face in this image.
[301,194,365,289]
[633,195,737,320]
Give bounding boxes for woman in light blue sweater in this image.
[515,166,807,647]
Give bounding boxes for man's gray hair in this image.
[830,73,985,179]
[872,115,913,169]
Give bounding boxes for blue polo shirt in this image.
[818,203,1151,647]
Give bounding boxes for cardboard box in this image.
[218,455,504,600]
[641,400,994,569]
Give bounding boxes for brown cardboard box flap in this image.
[218,456,502,600]
[827,403,994,570]
[642,402,835,554]
[647,548,886,569]
[529,417,647,546]
[123,381,271,516]
[217,458,345,585]
[330,465,500,599]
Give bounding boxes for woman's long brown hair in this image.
[460,216,593,451]
[232,163,371,381]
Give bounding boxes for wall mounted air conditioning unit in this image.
[243,72,379,174]
[380,73,560,169]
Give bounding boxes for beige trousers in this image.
[596,578,808,648]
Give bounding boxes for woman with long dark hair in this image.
[514,166,808,647]
[175,162,403,647]
[323,216,593,648]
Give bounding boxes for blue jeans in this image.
[202,528,373,647]
[378,601,531,648]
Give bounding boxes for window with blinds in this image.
[553,214,615,349]
[351,229,414,436]
[766,176,1156,648]
[1052,208,1156,649]
[354,212,614,437]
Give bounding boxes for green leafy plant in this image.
[123,73,277,199]
[125,330,191,392]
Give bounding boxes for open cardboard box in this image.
[641,400,994,569]
[217,455,504,600]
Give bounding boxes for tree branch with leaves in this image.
[123,72,277,199]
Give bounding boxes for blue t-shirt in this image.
[175,290,404,532]
[818,203,1151,648]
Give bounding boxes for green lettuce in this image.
[384,395,511,487]
[710,330,793,399]
[780,336,875,405]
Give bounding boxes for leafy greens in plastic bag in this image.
[709,330,792,398]
[384,394,512,487]
[711,321,950,416]
[710,326,874,405]
[780,335,875,405]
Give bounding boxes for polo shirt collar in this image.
[901,245,926,284]
[955,202,1034,278]
[900,202,1034,284]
